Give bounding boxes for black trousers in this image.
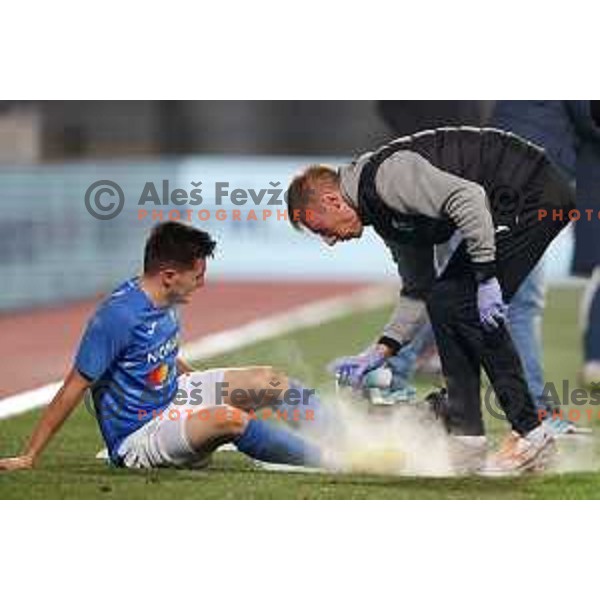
[425,168,575,436]
[427,271,538,436]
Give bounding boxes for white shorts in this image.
[117,369,227,469]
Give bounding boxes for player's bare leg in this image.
[219,366,289,411]
[219,365,334,436]
[183,405,248,454]
[182,366,324,467]
[181,366,290,453]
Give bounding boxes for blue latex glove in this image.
[477,277,508,330]
[328,346,387,389]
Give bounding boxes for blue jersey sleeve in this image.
[74,305,135,382]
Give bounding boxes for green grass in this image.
[2,287,600,499]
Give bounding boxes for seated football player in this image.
[0,222,330,472]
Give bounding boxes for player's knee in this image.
[217,406,247,436]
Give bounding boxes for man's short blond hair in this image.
[286,165,339,230]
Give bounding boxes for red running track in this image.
[0,280,369,398]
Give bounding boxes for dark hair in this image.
[143,222,216,274]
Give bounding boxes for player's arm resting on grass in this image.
[0,369,91,471]
[0,304,133,471]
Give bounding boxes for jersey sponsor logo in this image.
[147,363,169,387]
[146,335,178,364]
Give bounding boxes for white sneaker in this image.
[449,436,488,475]
[95,447,109,460]
[480,425,557,476]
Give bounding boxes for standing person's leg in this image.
[425,277,489,474]
[508,256,585,433]
[426,279,484,436]
[426,273,546,474]
[426,272,552,474]
[427,225,560,471]
[507,260,546,402]
[427,275,539,437]
[582,268,600,384]
[585,286,600,363]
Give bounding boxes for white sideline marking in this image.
[0,382,62,420]
[181,285,392,361]
[0,285,393,421]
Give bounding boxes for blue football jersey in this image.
[74,278,180,462]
